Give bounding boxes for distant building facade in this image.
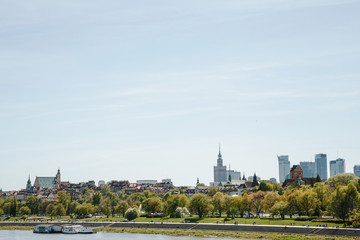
[354,165,360,177]
[227,169,241,182]
[329,158,345,177]
[33,169,61,190]
[278,155,290,183]
[315,153,328,181]
[300,161,316,178]
[214,146,227,183]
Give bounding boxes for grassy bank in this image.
[0,226,33,230]
[96,227,360,240]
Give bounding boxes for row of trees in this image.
[1,173,360,221]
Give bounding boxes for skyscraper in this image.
[278,155,290,183]
[214,145,227,183]
[354,165,360,177]
[300,161,316,178]
[329,158,345,177]
[315,153,327,181]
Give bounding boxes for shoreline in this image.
[0,226,359,240]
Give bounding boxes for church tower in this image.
[26,175,32,191]
[213,145,227,183]
[55,169,61,188]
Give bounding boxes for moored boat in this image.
[33,224,62,233]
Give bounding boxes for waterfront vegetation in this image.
[0,226,358,240]
[1,173,360,228]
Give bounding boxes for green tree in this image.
[10,195,18,217]
[92,191,103,206]
[57,191,71,213]
[270,200,288,219]
[212,192,226,217]
[326,173,358,189]
[125,208,139,221]
[329,183,360,220]
[258,182,273,192]
[189,193,213,218]
[208,186,221,196]
[46,204,56,220]
[261,192,280,213]
[313,182,330,216]
[54,204,66,219]
[163,194,189,217]
[298,189,318,216]
[19,206,31,215]
[100,197,111,218]
[3,202,12,216]
[74,203,95,218]
[25,196,42,215]
[250,191,267,217]
[100,184,110,196]
[116,200,129,217]
[315,174,322,183]
[142,197,162,214]
[241,193,252,217]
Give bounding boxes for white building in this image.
[136,180,158,184]
[278,155,290,183]
[98,180,105,186]
[329,158,345,177]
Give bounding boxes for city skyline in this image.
[1,0,360,190]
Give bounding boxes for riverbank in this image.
[0,226,359,240]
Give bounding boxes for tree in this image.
[54,204,66,219]
[125,208,139,221]
[106,192,119,217]
[250,191,267,217]
[10,195,18,217]
[315,174,322,183]
[163,194,189,217]
[19,206,31,216]
[25,196,42,215]
[258,182,273,192]
[46,204,56,220]
[208,186,221,196]
[3,202,11,216]
[100,197,111,218]
[313,182,330,216]
[262,192,280,213]
[298,189,318,216]
[241,193,252,217]
[189,193,213,218]
[212,192,226,217]
[142,197,162,214]
[57,191,71,213]
[116,201,129,217]
[270,200,288,219]
[74,203,95,218]
[329,183,359,220]
[326,173,358,189]
[92,191,103,206]
[100,184,110,196]
[231,196,243,217]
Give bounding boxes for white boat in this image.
[61,225,95,234]
[34,224,62,233]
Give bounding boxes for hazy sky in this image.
[1,0,360,190]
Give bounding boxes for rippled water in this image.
[0,230,256,240]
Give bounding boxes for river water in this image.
[0,230,257,240]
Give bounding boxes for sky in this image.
[1,0,360,190]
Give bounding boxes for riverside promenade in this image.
[1,221,360,238]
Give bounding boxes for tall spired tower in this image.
[214,145,227,183]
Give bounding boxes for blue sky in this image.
[1,0,360,190]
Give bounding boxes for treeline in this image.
[1,173,360,223]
